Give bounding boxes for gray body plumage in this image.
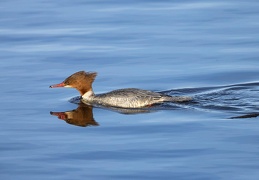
[82,88,191,108]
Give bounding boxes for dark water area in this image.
[1,0,259,179]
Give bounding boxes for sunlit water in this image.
[1,0,259,179]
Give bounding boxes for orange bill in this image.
[49,82,65,88]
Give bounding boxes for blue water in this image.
[1,0,259,179]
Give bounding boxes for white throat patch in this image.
[64,85,72,88]
[82,90,94,99]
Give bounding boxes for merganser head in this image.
[50,71,97,96]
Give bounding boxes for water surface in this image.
[1,0,259,179]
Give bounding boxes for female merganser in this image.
[50,71,191,108]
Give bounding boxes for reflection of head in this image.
[50,104,98,127]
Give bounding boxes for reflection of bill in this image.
[50,104,99,127]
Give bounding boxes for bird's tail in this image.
[163,96,192,103]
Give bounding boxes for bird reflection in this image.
[50,104,99,127]
[50,102,157,127]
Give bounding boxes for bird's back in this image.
[92,88,190,108]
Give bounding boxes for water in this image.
[1,0,259,179]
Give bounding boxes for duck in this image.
[50,71,191,108]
